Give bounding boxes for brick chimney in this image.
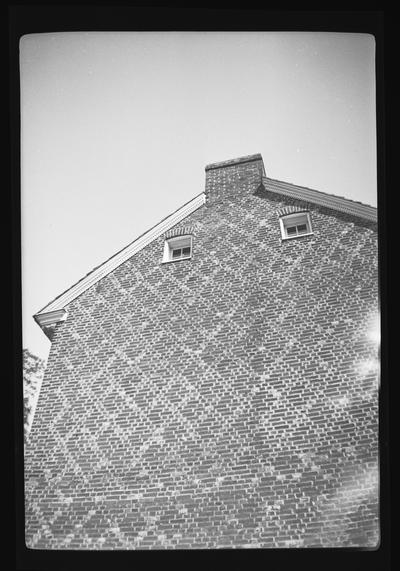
[204,153,265,203]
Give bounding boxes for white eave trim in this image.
[34,308,68,328]
[33,308,68,339]
[35,192,206,317]
[263,177,377,222]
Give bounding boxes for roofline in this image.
[34,166,377,334]
[263,176,377,222]
[35,192,206,318]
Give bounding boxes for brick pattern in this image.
[25,159,379,549]
[276,205,312,217]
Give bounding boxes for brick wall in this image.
[25,158,379,549]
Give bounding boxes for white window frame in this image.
[162,235,193,263]
[279,212,313,240]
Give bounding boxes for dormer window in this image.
[279,212,313,240]
[163,235,192,263]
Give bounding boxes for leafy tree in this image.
[23,348,46,442]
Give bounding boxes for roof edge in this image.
[33,309,68,339]
[263,176,377,222]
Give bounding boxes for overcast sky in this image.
[20,32,377,360]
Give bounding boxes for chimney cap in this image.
[205,153,264,172]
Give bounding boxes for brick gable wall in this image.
[25,159,379,549]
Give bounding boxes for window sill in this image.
[161,256,192,264]
[281,232,314,241]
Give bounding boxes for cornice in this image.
[34,309,68,340]
[263,177,377,223]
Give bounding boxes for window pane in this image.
[297,224,307,234]
[172,249,182,258]
[286,226,297,235]
[182,247,191,256]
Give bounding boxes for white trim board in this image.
[263,177,377,222]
